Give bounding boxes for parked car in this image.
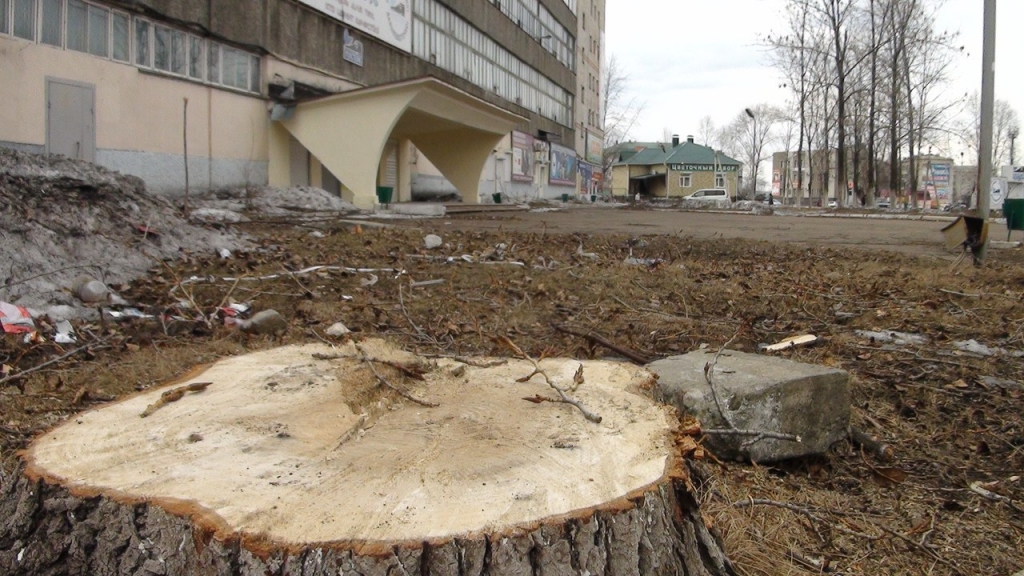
[877,198,891,208]
[827,199,838,208]
[684,189,729,201]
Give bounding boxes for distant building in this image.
[0,0,585,208]
[610,136,742,198]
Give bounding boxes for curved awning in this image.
[274,77,525,208]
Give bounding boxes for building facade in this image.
[610,136,742,199]
[1,0,589,208]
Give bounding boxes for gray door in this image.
[288,135,310,186]
[46,79,95,162]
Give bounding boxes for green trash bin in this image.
[492,193,502,204]
[561,193,569,202]
[1004,199,1024,240]
[376,186,393,206]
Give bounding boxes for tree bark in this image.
[0,466,733,576]
[0,341,736,576]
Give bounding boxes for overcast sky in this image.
[605,0,1024,162]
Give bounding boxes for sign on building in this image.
[511,131,535,183]
[343,30,364,66]
[549,143,578,186]
[668,163,738,172]
[297,0,412,52]
[585,132,602,165]
[929,162,951,201]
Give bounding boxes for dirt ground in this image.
[2,202,1023,575]
[424,203,965,259]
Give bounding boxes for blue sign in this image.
[343,30,364,67]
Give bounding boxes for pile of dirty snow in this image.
[0,148,245,313]
[191,185,359,223]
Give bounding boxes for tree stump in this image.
[0,340,734,575]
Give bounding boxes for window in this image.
[188,34,202,78]
[207,40,219,82]
[66,0,85,51]
[249,52,260,92]
[13,0,35,40]
[0,0,9,35]
[111,11,128,61]
[680,173,692,188]
[170,29,185,74]
[41,0,62,46]
[86,3,107,56]
[134,18,149,65]
[153,24,170,70]
[715,173,726,188]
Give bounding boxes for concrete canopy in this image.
[274,77,524,209]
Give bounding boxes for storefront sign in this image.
[929,162,951,201]
[343,30,364,66]
[668,163,738,172]
[297,0,411,52]
[549,143,578,186]
[511,131,535,183]
[585,132,603,165]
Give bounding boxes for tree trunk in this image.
[867,0,877,204]
[0,341,735,576]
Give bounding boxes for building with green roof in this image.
[610,136,743,199]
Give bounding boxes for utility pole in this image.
[976,0,996,263]
[746,108,757,200]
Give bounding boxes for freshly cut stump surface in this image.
[1,340,734,575]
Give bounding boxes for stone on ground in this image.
[648,350,850,462]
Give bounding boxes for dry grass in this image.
[2,222,1023,575]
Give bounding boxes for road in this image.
[430,206,959,259]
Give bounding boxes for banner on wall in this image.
[579,162,593,193]
[585,132,603,165]
[296,0,412,52]
[511,131,535,182]
[549,143,578,186]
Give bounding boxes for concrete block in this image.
[647,350,850,462]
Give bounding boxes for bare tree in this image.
[602,54,645,147]
[961,93,1020,168]
[720,104,784,196]
[697,116,718,148]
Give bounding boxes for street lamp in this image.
[745,108,758,201]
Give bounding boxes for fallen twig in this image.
[704,428,802,444]
[140,382,212,418]
[354,344,438,407]
[552,324,652,364]
[970,481,1024,513]
[0,339,113,391]
[850,425,895,461]
[170,265,403,294]
[496,336,602,423]
[314,352,427,380]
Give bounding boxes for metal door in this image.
[288,135,310,186]
[46,79,96,162]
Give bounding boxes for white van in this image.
[683,189,730,205]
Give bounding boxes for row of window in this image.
[678,173,728,188]
[413,0,572,126]
[489,0,573,70]
[0,0,260,94]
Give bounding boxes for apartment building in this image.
[0,0,582,208]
